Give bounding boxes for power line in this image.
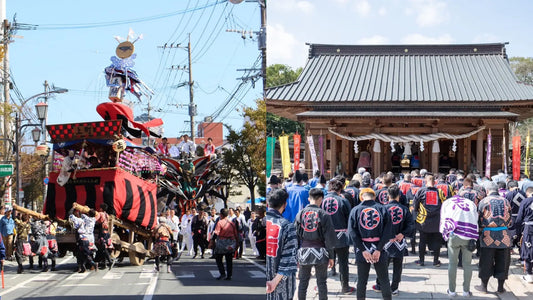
[17,1,227,30]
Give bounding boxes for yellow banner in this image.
[279,135,292,179]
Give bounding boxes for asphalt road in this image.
[0,251,266,299]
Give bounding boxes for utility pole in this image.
[187,34,195,143]
[2,19,10,159]
[259,0,266,95]
[163,34,196,143]
[42,80,50,204]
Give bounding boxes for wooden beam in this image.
[476,130,484,172]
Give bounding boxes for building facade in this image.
[267,43,533,177]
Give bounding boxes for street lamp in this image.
[31,128,41,145]
[35,102,48,122]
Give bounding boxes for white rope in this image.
[328,126,485,143]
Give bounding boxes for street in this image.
[0,249,265,299]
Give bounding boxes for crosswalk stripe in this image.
[65,271,90,281]
[175,272,195,278]
[103,271,124,280]
[209,270,220,278]
[249,270,265,278]
[140,268,156,279]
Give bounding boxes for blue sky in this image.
[7,0,262,141]
[268,0,533,68]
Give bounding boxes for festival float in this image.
[35,31,222,265]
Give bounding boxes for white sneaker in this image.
[392,289,399,296]
[462,291,472,297]
[447,289,456,297]
[523,274,533,283]
[167,265,171,273]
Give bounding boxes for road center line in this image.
[142,271,158,300]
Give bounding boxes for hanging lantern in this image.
[373,140,381,153]
[353,141,359,154]
[419,140,425,152]
[432,140,440,153]
[390,141,395,152]
[112,139,127,152]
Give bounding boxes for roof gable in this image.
[267,43,533,103]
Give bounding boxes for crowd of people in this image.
[265,168,533,300]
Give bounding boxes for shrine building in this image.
[266,43,533,177]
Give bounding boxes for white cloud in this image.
[401,33,454,44]
[267,24,308,68]
[270,0,315,14]
[407,0,449,27]
[353,0,371,16]
[378,7,387,16]
[358,35,389,44]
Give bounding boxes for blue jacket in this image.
[0,235,5,261]
[0,216,15,236]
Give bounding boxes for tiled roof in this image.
[296,110,519,119]
[267,43,533,103]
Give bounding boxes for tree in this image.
[224,98,266,210]
[266,64,303,88]
[266,64,305,136]
[510,57,533,84]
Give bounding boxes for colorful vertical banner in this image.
[266,137,276,178]
[293,134,301,171]
[513,136,521,180]
[318,135,324,175]
[279,135,291,179]
[526,130,530,178]
[307,135,319,175]
[485,130,492,178]
[503,128,508,175]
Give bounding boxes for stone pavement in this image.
[299,248,533,299]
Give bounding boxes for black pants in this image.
[155,255,172,269]
[235,239,244,258]
[215,252,233,277]
[478,247,510,280]
[256,240,266,258]
[376,256,403,291]
[298,262,328,300]
[334,246,350,289]
[419,231,441,263]
[356,253,392,300]
[77,239,95,270]
[193,234,207,256]
[526,260,533,275]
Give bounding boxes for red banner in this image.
[513,136,521,180]
[294,134,301,171]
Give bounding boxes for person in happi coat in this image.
[321,178,355,294]
[514,186,533,283]
[153,217,173,273]
[14,213,31,274]
[348,188,393,300]
[294,188,336,300]
[266,189,298,300]
[29,219,49,272]
[413,174,446,267]
[506,180,526,250]
[373,184,414,296]
[440,195,479,297]
[69,208,97,273]
[475,181,512,294]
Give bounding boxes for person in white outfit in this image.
[180,208,194,255]
[167,209,180,249]
[247,211,258,256]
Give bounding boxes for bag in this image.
[48,239,58,252]
[208,238,216,250]
[22,242,31,256]
[467,239,477,252]
[215,238,236,254]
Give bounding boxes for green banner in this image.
[266,137,276,178]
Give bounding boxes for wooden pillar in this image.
[341,138,349,176]
[476,130,484,173]
[465,137,472,172]
[329,131,337,179]
[431,128,439,174]
[372,140,381,177]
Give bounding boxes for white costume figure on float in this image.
[57,150,77,186]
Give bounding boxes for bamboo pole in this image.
[12,204,49,220]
